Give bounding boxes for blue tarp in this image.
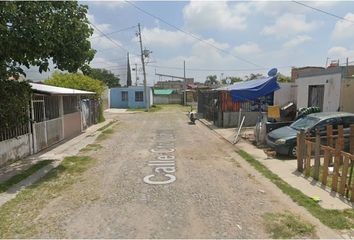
[218,76,280,102]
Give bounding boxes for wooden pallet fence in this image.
[297,124,354,201]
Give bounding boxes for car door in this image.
[310,117,341,145]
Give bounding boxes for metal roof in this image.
[30,83,95,95]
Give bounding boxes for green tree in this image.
[205,75,219,86]
[45,72,105,99]
[277,73,291,83]
[85,68,120,88]
[222,76,243,84]
[245,73,264,81]
[0,1,95,79]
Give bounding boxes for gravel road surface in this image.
[23,107,335,238]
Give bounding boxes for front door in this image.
[308,85,324,111]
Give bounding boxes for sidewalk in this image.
[0,118,114,207]
[199,118,353,210]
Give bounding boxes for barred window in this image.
[121,91,128,101]
[135,91,143,102]
[63,96,78,114]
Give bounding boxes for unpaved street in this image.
[23,107,317,238]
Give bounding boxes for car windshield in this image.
[290,116,320,130]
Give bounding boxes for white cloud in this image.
[87,1,125,9]
[331,13,354,40]
[87,14,123,50]
[262,13,320,38]
[233,42,262,55]
[282,35,312,48]
[183,1,247,31]
[328,46,354,59]
[141,27,196,48]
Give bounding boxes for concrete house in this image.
[295,66,354,112]
[0,83,97,166]
[109,86,153,109]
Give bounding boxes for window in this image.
[135,91,143,102]
[63,96,79,114]
[121,91,128,102]
[342,116,354,128]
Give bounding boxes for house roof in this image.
[153,89,174,95]
[30,83,95,95]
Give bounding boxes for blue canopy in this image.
[218,76,280,101]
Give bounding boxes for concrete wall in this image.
[341,78,354,113]
[153,94,182,104]
[110,86,152,108]
[274,83,297,107]
[296,73,342,112]
[64,112,81,139]
[0,134,31,166]
[222,112,260,128]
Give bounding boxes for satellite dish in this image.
[268,68,278,77]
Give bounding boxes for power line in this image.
[90,22,133,53]
[90,25,137,39]
[293,1,354,24]
[125,0,262,68]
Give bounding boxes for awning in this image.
[217,76,280,101]
[30,83,95,95]
[153,89,174,95]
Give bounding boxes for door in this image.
[308,85,324,111]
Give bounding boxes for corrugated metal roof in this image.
[30,83,95,95]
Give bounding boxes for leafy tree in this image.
[0,1,95,79]
[45,72,105,99]
[85,68,120,88]
[205,75,219,86]
[277,73,291,83]
[222,76,243,84]
[245,73,264,81]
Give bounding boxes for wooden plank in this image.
[350,125,354,154]
[327,125,333,147]
[322,147,330,186]
[297,130,305,172]
[339,156,350,195]
[314,128,321,180]
[305,141,312,177]
[332,139,341,192]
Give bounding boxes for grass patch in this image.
[79,143,103,153]
[148,104,162,112]
[0,160,53,193]
[97,120,116,131]
[0,156,96,238]
[237,149,354,230]
[96,127,116,141]
[262,212,315,239]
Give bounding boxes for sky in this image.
[26,0,354,86]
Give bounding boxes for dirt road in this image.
[12,107,333,238]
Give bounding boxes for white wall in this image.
[296,73,342,112]
[274,83,297,107]
[0,134,31,166]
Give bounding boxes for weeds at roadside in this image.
[0,160,53,193]
[79,143,103,153]
[0,156,96,238]
[237,149,354,230]
[97,120,117,131]
[262,211,316,239]
[96,124,118,141]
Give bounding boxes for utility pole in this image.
[138,23,149,111]
[183,60,186,105]
[135,63,138,86]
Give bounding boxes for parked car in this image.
[266,112,354,157]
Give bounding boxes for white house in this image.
[295,66,354,113]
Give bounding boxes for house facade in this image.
[0,83,97,166]
[109,86,153,109]
[295,66,354,112]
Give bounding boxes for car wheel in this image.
[289,145,297,158]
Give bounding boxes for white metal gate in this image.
[31,96,63,153]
